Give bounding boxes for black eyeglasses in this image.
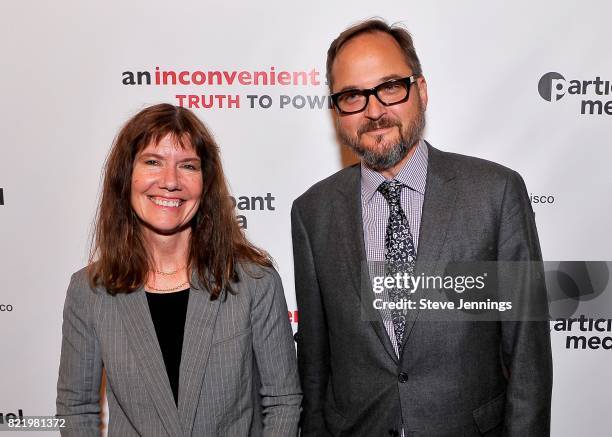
[330,75,420,115]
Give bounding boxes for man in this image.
[291,19,552,437]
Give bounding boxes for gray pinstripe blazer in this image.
[56,264,301,437]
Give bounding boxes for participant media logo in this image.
[230,192,276,229]
[538,72,567,102]
[538,71,612,115]
[553,315,612,350]
[548,261,612,350]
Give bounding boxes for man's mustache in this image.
[357,118,402,136]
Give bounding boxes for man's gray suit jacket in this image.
[56,264,302,436]
[291,143,552,437]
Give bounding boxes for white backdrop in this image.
[1,0,611,435]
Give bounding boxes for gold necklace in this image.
[146,280,190,292]
[154,265,186,276]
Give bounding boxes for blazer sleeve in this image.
[250,266,302,437]
[56,271,103,437]
[291,201,331,437]
[497,170,553,437]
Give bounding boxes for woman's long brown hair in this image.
[88,103,271,299]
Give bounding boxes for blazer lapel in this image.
[333,166,366,298]
[116,288,183,437]
[335,166,399,364]
[400,144,458,352]
[178,276,221,436]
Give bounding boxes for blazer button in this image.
[398,372,409,383]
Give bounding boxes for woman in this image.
[56,104,301,436]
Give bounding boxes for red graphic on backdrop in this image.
[122,66,329,110]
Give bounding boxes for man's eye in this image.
[341,92,361,103]
[382,83,402,93]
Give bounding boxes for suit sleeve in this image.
[251,266,302,437]
[56,272,103,437]
[497,170,553,437]
[291,201,331,437]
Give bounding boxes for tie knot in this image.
[377,180,403,204]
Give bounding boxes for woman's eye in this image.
[144,159,159,166]
[181,164,198,171]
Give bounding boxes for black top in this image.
[145,288,190,405]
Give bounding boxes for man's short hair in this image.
[326,18,423,91]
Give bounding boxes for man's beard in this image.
[337,104,426,172]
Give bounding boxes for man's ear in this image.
[417,76,428,110]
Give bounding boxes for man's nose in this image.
[364,94,386,120]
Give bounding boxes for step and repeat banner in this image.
[1,0,611,435]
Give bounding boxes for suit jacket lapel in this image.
[335,165,399,364]
[400,144,458,352]
[116,288,183,437]
[333,166,366,298]
[178,276,221,436]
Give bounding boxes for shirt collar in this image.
[361,139,429,203]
